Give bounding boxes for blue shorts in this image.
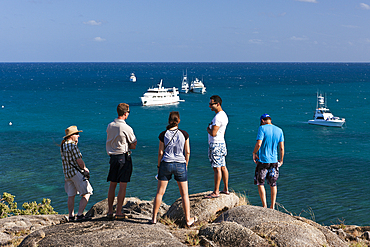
[208,142,227,168]
[254,161,279,187]
[158,162,187,182]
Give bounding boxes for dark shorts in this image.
[254,161,279,187]
[158,162,187,182]
[107,154,132,183]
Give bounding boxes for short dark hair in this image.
[210,95,222,105]
[117,103,129,116]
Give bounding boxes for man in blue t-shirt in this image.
[252,114,284,209]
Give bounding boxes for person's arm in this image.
[77,158,89,173]
[129,140,137,149]
[184,138,190,167]
[278,141,284,166]
[252,140,262,164]
[157,141,164,168]
[207,125,220,137]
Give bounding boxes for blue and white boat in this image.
[308,92,345,127]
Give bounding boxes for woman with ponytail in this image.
[151,111,197,227]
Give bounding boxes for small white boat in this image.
[130,73,137,82]
[308,92,345,127]
[140,79,184,106]
[181,70,189,93]
[190,78,206,94]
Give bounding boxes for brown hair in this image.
[166,111,180,130]
[117,103,129,116]
[210,95,222,105]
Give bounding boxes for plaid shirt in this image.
[61,140,82,179]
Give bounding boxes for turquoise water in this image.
[1,62,369,226]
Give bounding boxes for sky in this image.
[1,0,370,62]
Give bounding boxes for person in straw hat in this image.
[60,125,93,221]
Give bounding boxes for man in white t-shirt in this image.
[205,95,229,198]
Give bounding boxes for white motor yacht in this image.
[130,73,137,82]
[140,79,184,106]
[181,70,189,93]
[308,92,345,127]
[190,78,206,94]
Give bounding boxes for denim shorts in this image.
[158,162,187,182]
[254,161,279,187]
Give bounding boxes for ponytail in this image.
[166,111,180,130]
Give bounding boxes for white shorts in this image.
[65,172,93,197]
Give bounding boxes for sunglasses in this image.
[126,110,130,113]
[209,102,217,106]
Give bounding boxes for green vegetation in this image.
[185,231,200,246]
[0,192,57,218]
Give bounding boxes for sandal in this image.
[68,216,75,222]
[204,193,219,199]
[114,214,128,220]
[186,216,198,228]
[220,191,230,195]
[107,213,114,220]
[76,214,91,221]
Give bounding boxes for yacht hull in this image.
[308,120,345,127]
[140,97,180,106]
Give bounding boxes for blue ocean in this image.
[1,63,369,226]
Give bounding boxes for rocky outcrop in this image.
[0,215,66,246]
[164,191,239,227]
[0,192,366,246]
[199,205,347,247]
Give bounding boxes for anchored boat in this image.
[190,78,206,94]
[130,73,137,82]
[180,70,189,93]
[308,92,345,127]
[140,79,184,106]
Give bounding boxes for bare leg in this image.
[178,181,197,227]
[116,182,128,216]
[258,185,268,208]
[67,196,75,217]
[177,181,190,223]
[221,166,229,193]
[77,194,90,216]
[107,182,117,215]
[212,167,222,195]
[270,185,277,209]
[152,180,168,223]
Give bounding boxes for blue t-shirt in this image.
[256,124,284,163]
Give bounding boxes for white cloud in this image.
[84,20,102,26]
[94,37,106,42]
[342,25,360,28]
[360,3,370,10]
[290,36,308,41]
[295,0,318,3]
[249,39,263,44]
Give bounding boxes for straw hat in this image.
[64,126,83,138]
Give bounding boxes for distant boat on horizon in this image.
[130,73,137,82]
[180,70,189,93]
[190,77,206,94]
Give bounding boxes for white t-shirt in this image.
[208,111,228,143]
